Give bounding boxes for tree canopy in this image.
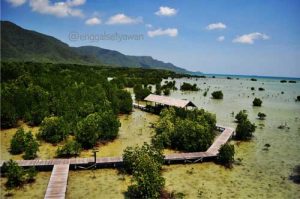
[153,107,216,152]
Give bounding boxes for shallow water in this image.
[1,77,300,198]
[66,77,300,198]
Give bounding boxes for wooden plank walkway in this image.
[206,127,235,156]
[44,164,69,199]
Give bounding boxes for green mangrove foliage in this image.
[163,88,170,96]
[134,84,151,101]
[0,62,134,130]
[180,82,199,91]
[162,80,177,90]
[75,111,120,149]
[123,143,165,198]
[117,90,133,114]
[2,160,37,189]
[217,143,235,166]
[211,91,223,99]
[258,112,266,120]
[253,98,263,106]
[10,128,39,160]
[56,140,82,158]
[235,110,248,123]
[235,111,256,140]
[153,108,216,152]
[37,116,68,144]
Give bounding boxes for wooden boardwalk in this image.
[44,164,69,199]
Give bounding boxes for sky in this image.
[2,0,300,77]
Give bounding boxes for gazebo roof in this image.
[144,94,197,108]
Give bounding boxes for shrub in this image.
[3,160,25,189]
[250,78,257,81]
[154,108,216,152]
[297,96,300,101]
[123,143,165,198]
[180,82,199,91]
[2,160,37,189]
[76,111,120,148]
[235,110,248,123]
[161,81,177,90]
[258,112,266,120]
[217,143,235,166]
[155,84,162,95]
[280,80,287,83]
[289,80,296,83]
[56,140,81,158]
[23,132,39,160]
[211,91,223,99]
[117,90,132,114]
[38,116,68,144]
[97,111,120,140]
[134,84,151,101]
[251,87,255,91]
[253,98,262,106]
[10,128,39,159]
[76,113,102,149]
[10,128,26,154]
[235,119,256,140]
[258,87,265,91]
[163,88,170,96]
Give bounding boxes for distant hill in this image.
[1,21,189,73]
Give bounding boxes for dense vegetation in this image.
[123,143,165,198]
[253,98,263,106]
[217,143,235,167]
[211,91,224,99]
[56,140,81,158]
[10,128,39,160]
[153,107,216,152]
[75,111,120,149]
[2,160,37,189]
[258,112,266,120]
[180,82,199,91]
[235,110,256,140]
[134,84,151,101]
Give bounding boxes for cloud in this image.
[6,0,26,7]
[29,0,85,17]
[206,22,226,30]
[106,13,142,25]
[85,17,101,26]
[155,6,177,16]
[148,28,178,37]
[233,32,269,44]
[217,36,225,42]
[145,24,153,28]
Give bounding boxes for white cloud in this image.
[155,6,178,16]
[233,32,269,44]
[6,0,26,7]
[148,28,178,37]
[29,0,85,18]
[106,13,142,25]
[217,36,225,42]
[206,22,226,30]
[85,17,101,26]
[145,24,153,28]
